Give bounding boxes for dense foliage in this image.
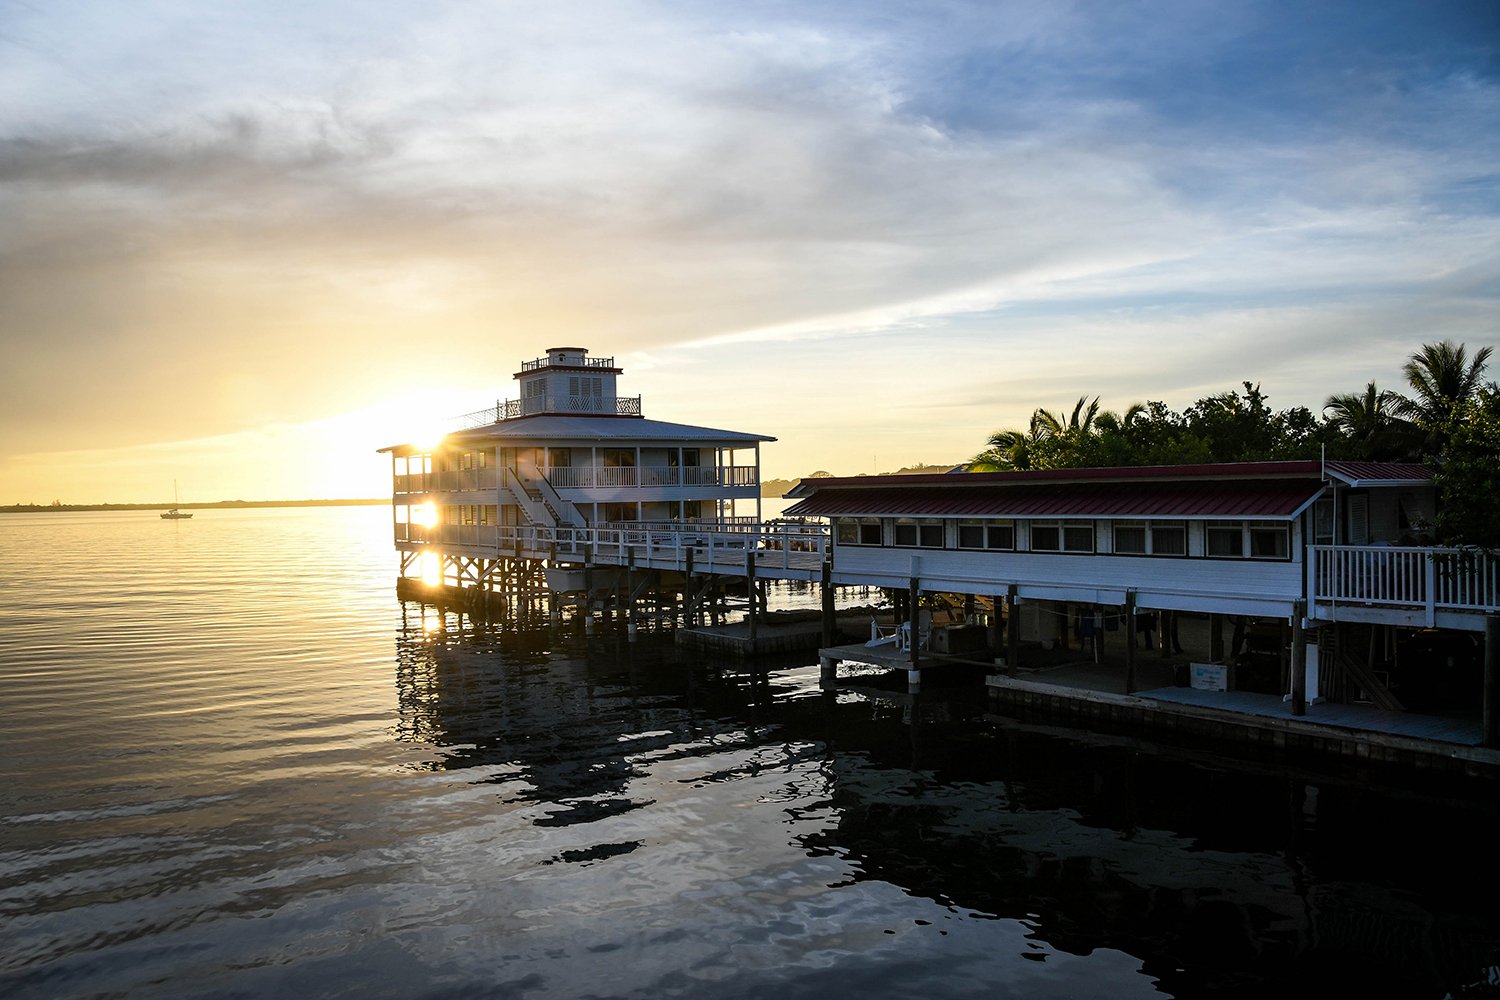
[969,341,1498,547]
[1433,386,1500,551]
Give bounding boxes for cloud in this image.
[0,1,1496,495]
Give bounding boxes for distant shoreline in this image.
[1,499,390,514]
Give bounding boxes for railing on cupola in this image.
[451,395,643,429]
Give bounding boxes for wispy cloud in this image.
[1,0,1495,494]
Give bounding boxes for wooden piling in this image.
[1210,613,1224,662]
[1124,591,1137,695]
[908,575,921,691]
[820,556,835,650]
[745,550,758,651]
[1005,585,1019,677]
[626,548,637,641]
[1485,614,1500,749]
[1290,598,1307,717]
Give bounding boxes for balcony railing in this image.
[543,465,757,489]
[521,354,616,371]
[394,469,498,494]
[1311,545,1500,619]
[396,464,759,494]
[451,395,642,429]
[395,520,832,567]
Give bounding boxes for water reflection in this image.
[390,605,1500,998]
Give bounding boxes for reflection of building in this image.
[801,733,1498,996]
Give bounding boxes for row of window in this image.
[835,518,1291,560]
[444,504,497,526]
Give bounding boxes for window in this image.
[1114,520,1186,556]
[1206,521,1244,557]
[1114,521,1147,554]
[1314,497,1334,545]
[1063,523,1094,552]
[893,519,943,548]
[1248,521,1289,559]
[1031,520,1094,553]
[959,519,1016,550]
[1205,521,1290,560]
[1152,522,1187,555]
[836,518,881,546]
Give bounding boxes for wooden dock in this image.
[984,669,1499,776]
[816,638,1498,776]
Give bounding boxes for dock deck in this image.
[818,641,1497,773]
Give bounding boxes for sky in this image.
[2,0,1497,503]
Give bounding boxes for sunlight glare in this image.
[412,502,438,528]
[419,550,443,588]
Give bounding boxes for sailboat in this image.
[160,480,193,519]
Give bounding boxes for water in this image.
[2,507,1499,998]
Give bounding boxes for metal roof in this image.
[1321,461,1432,488]
[782,479,1325,520]
[379,414,774,454]
[783,460,1327,496]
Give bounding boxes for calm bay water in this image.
[3,506,1499,998]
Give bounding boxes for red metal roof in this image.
[1322,461,1432,485]
[782,479,1324,520]
[785,460,1326,496]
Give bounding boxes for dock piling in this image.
[1485,614,1499,748]
[1124,591,1137,694]
[1005,585,1019,677]
[745,550,758,653]
[1291,599,1307,717]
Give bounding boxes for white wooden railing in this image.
[394,470,498,494]
[396,520,831,571]
[397,464,757,493]
[1310,545,1500,618]
[541,465,756,489]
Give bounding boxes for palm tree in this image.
[1031,396,1101,439]
[969,428,1033,471]
[1393,341,1493,449]
[1323,381,1415,460]
[1094,402,1146,435]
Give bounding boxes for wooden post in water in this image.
[583,545,595,633]
[908,575,921,692]
[1124,591,1137,695]
[820,556,835,649]
[1210,613,1224,662]
[1006,585,1019,677]
[820,557,838,686]
[683,547,695,629]
[626,548,638,641]
[745,549,758,653]
[1484,614,1500,748]
[1290,599,1307,717]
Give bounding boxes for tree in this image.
[1323,381,1416,460]
[969,428,1035,471]
[1393,340,1493,453]
[1433,386,1500,551]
